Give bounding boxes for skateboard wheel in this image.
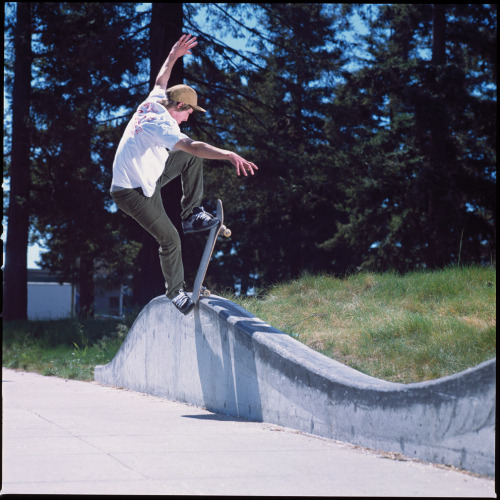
[203,289,211,297]
[221,225,231,238]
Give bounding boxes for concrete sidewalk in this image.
[1,368,496,496]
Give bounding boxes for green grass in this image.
[224,265,496,383]
[2,317,132,381]
[3,266,496,384]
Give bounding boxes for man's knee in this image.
[158,233,181,256]
[191,154,203,166]
[182,151,203,171]
[169,149,202,166]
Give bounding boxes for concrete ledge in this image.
[94,295,495,476]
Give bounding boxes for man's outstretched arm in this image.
[155,34,198,90]
[174,138,259,177]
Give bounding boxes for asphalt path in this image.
[1,368,496,496]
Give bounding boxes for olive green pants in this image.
[111,150,203,298]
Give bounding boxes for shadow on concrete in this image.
[193,298,263,421]
[181,413,249,422]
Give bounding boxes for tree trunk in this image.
[426,4,447,267]
[149,3,184,91]
[133,3,185,306]
[432,4,446,66]
[78,255,95,319]
[4,3,32,321]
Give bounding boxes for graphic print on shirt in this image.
[129,102,158,137]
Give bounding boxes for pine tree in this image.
[185,3,349,291]
[322,4,496,272]
[29,3,148,317]
[4,2,32,320]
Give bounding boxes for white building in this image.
[27,269,124,319]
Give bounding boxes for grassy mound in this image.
[227,265,496,383]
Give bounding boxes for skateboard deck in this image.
[191,199,231,304]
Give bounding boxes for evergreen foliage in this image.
[4,3,496,308]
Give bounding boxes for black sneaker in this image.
[171,289,195,315]
[182,207,220,234]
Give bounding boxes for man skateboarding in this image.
[110,34,258,315]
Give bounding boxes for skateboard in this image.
[191,199,231,304]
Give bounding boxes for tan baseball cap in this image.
[167,84,206,112]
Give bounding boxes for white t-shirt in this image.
[111,87,189,197]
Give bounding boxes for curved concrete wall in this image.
[94,295,495,476]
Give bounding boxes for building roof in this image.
[27,269,68,284]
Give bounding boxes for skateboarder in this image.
[111,34,258,315]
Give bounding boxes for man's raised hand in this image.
[170,34,198,60]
